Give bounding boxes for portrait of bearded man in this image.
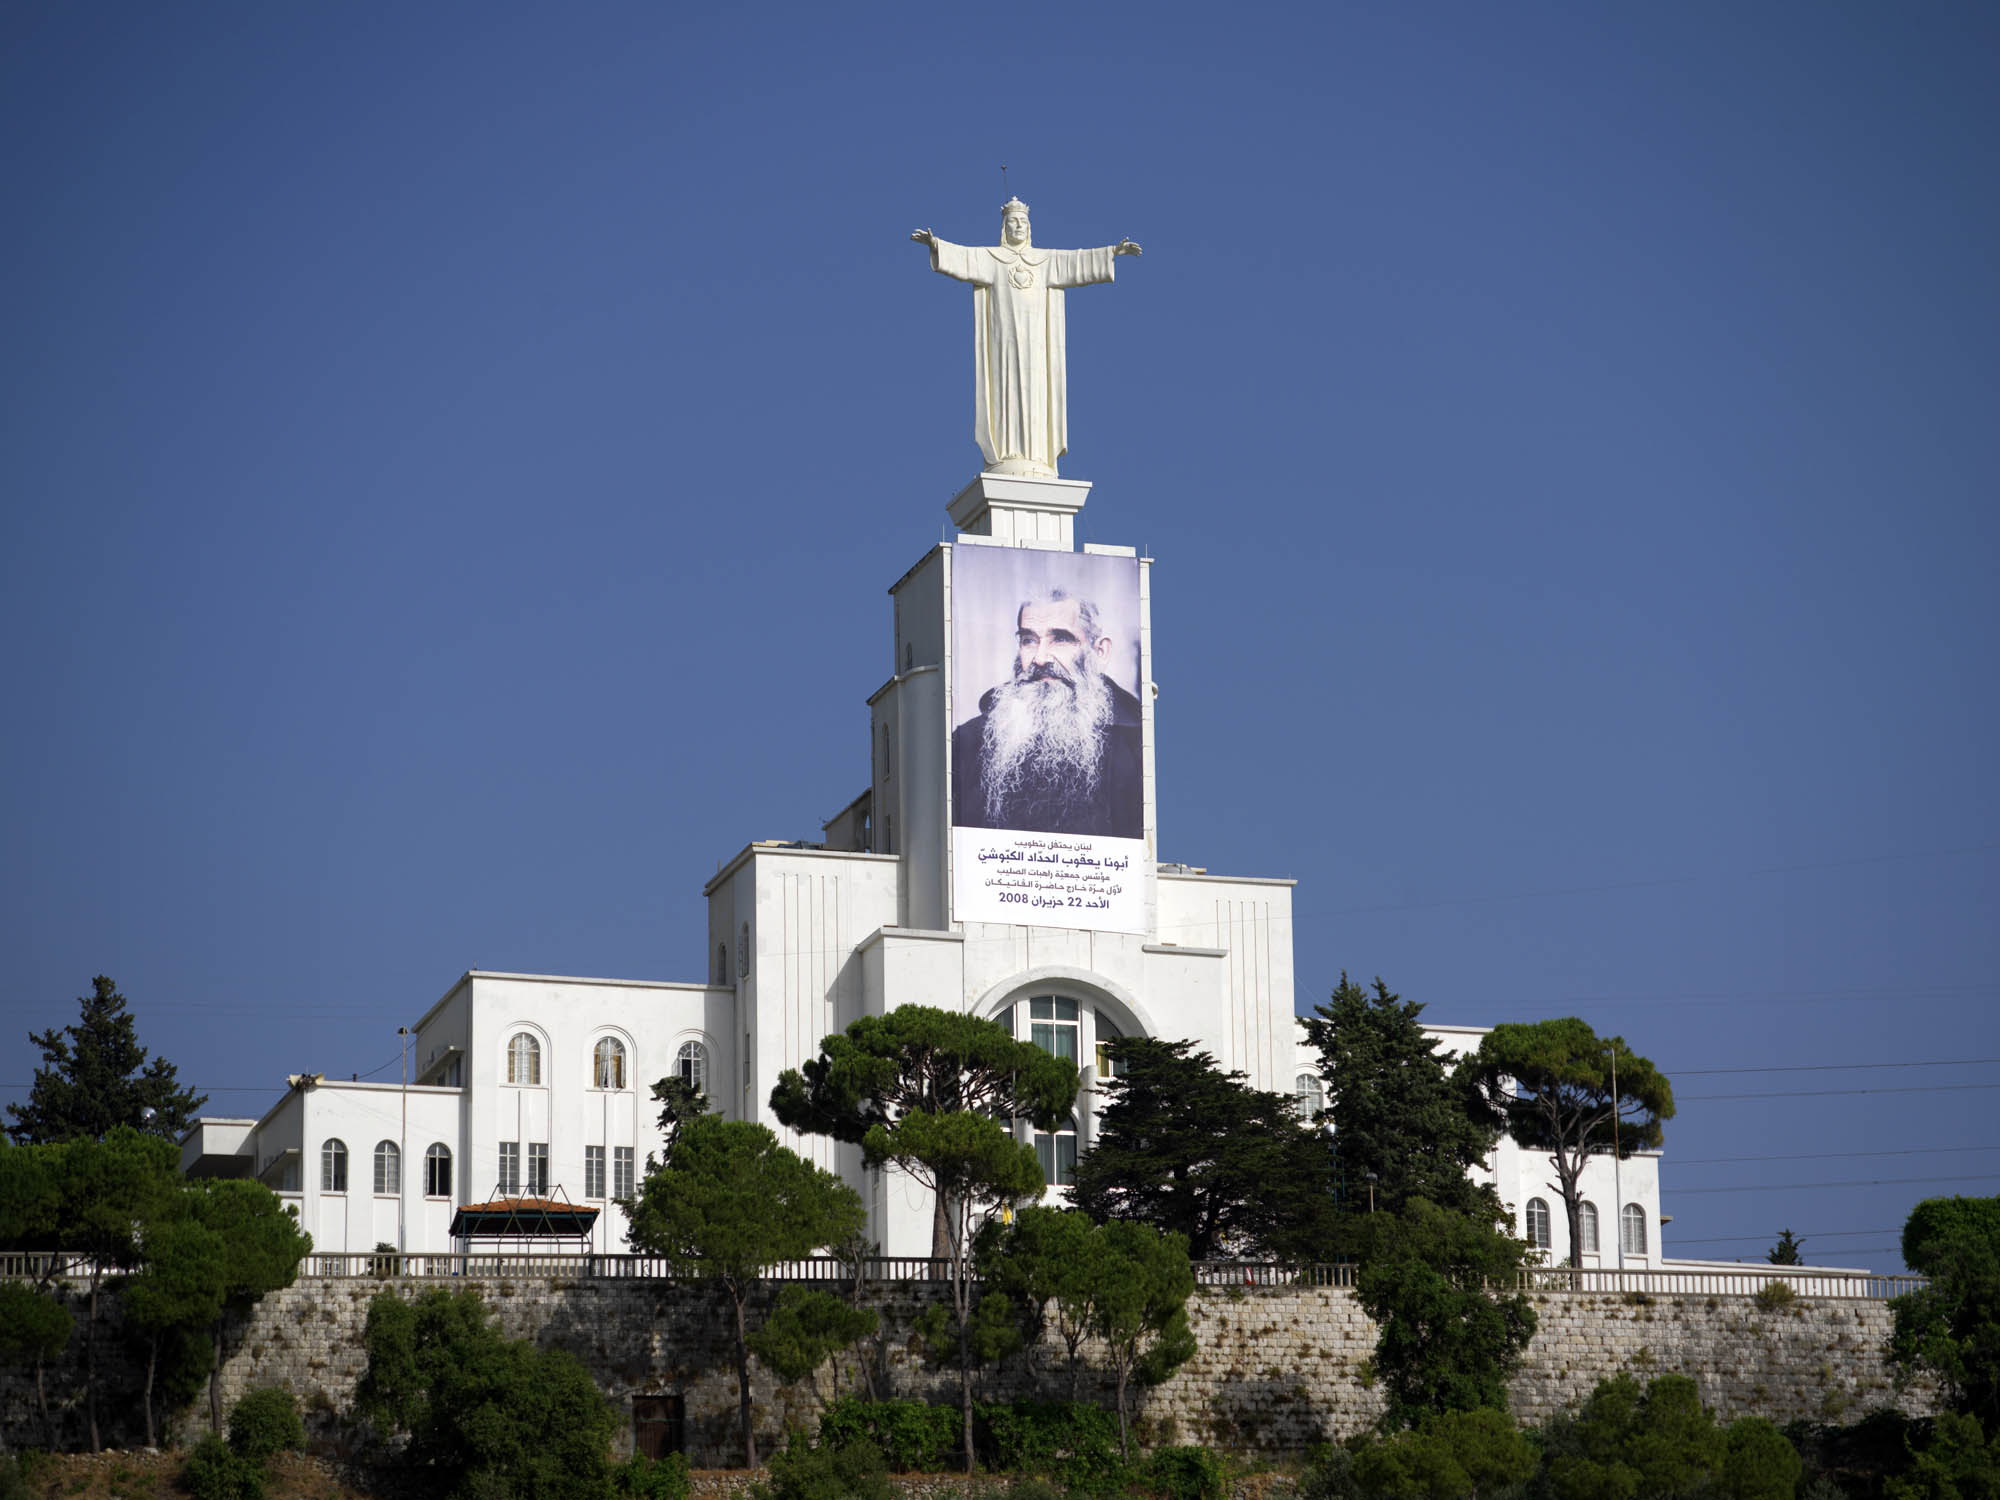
[951,587,1144,838]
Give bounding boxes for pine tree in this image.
[7,977,206,1144]
[1301,974,1501,1223]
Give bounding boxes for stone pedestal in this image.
[947,472,1091,548]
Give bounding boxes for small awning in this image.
[449,1196,600,1239]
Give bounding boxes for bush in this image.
[1349,1409,1537,1499]
[1753,1281,1797,1313]
[227,1388,303,1463]
[1137,1444,1228,1500]
[982,1400,1127,1491]
[1720,1415,1802,1500]
[611,1451,690,1499]
[179,1433,266,1500]
[752,1430,892,1500]
[818,1396,961,1472]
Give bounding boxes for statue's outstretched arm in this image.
[910,228,937,247]
[1114,238,1142,257]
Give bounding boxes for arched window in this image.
[1621,1203,1648,1256]
[678,1040,709,1097]
[1578,1201,1600,1254]
[593,1038,627,1090]
[1525,1198,1552,1250]
[373,1141,400,1195]
[321,1138,348,1193]
[424,1143,452,1198]
[507,1032,541,1085]
[1035,1115,1079,1188]
[1294,1073,1325,1118]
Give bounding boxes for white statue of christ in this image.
[913,199,1141,478]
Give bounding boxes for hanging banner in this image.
[950,545,1146,934]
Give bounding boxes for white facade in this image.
[183,470,1665,1263]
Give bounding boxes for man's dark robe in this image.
[951,678,1144,837]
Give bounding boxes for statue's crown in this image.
[1001,196,1030,217]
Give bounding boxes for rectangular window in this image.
[1030,997,1078,1063]
[585,1145,606,1200]
[498,1142,520,1196]
[527,1142,549,1196]
[614,1147,634,1200]
[425,1147,451,1198]
[1035,1130,1078,1187]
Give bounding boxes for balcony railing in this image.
[1,1249,1924,1302]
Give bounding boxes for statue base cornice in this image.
[947,472,1092,550]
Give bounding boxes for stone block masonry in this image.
[1,1276,1932,1463]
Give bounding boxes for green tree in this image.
[1885,1411,2000,1500]
[122,1213,226,1448]
[1767,1228,1806,1266]
[979,1206,1103,1398]
[865,1107,1043,1471]
[0,1280,72,1449]
[1352,1198,1537,1429]
[1891,1195,2000,1429]
[179,1179,309,1434]
[53,1127,180,1450]
[1537,1372,1773,1500]
[644,1074,709,1163]
[746,1286,878,1409]
[624,1115,865,1467]
[1458,1018,1674,1269]
[7,977,207,1145]
[1070,1037,1336,1261]
[1301,975,1501,1224]
[1091,1218,1197,1460]
[770,1005,1075,1257]
[1345,1407,1539,1499]
[356,1288,616,1500]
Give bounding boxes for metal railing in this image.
[1,1249,1925,1302]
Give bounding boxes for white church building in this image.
[180,203,1669,1268]
[180,468,1666,1268]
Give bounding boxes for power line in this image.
[1671,1058,2000,1077]
[1673,1145,2000,1166]
[1668,1228,1900,1245]
[1675,1172,2000,1196]
[1683,1082,2000,1102]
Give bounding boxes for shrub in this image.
[1720,1415,1803,1500]
[179,1433,266,1500]
[751,1431,892,1500]
[611,1451,690,1499]
[227,1388,303,1463]
[818,1396,960,1472]
[1137,1444,1227,1500]
[982,1400,1127,1491]
[1753,1281,1797,1313]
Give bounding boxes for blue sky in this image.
[4,2,1994,1273]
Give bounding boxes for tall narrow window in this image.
[1621,1203,1648,1256]
[527,1143,549,1196]
[1525,1198,1552,1250]
[373,1140,400,1195]
[1095,1015,1123,1077]
[613,1147,635,1200]
[585,1145,606,1199]
[507,1033,541,1085]
[321,1138,348,1193]
[1579,1201,1600,1254]
[1034,1116,1079,1188]
[677,1040,709,1097]
[1294,1073,1325,1118]
[594,1038,627,1090]
[424,1143,452,1198]
[498,1142,521,1196]
[1030,997,1078,1063]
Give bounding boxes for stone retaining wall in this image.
[2,1276,1930,1462]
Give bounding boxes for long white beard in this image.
[981,659,1113,825]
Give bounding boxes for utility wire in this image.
[1675,1172,2000,1196]
[1673,1145,2000,1166]
[1683,1082,2000,1102]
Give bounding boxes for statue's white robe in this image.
[929,239,1119,476]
